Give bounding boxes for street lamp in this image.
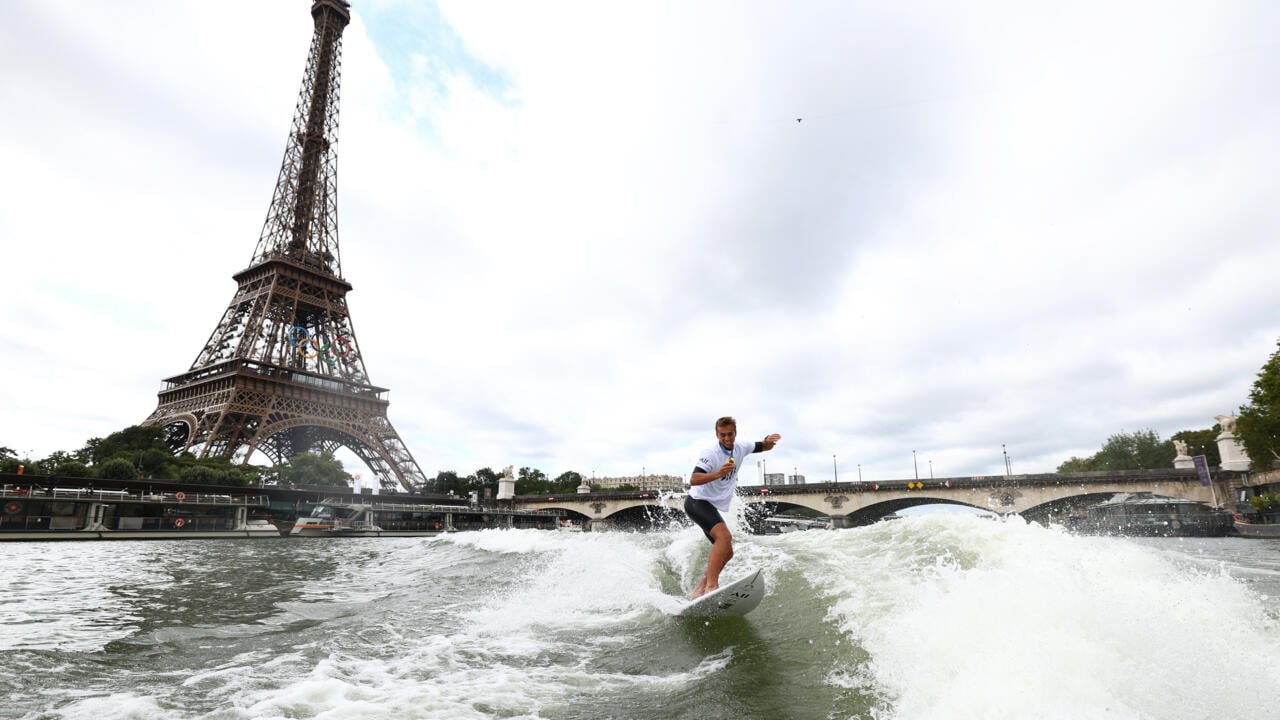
[858,463,862,482]
[1003,444,1012,476]
[913,450,918,480]
[833,454,838,483]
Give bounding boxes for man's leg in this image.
[691,523,734,598]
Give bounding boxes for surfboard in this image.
[676,568,765,618]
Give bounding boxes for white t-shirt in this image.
[689,440,759,511]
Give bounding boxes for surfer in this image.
[685,416,781,599]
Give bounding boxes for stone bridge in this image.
[514,468,1245,529]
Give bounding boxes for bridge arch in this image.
[515,470,1240,530]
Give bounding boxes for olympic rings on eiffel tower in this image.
[288,326,355,364]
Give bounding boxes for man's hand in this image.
[719,458,736,477]
[763,433,781,450]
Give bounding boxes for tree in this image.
[432,470,462,495]
[515,466,549,495]
[1170,426,1222,467]
[1096,429,1173,470]
[1237,338,1280,470]
[97,458,139,481]
[1057,455,1095,473]
[1057,429,1173,472]
[276,452,352,487]
[552,471,584,493]
[468,467,500,499]
[42,450,91,478]
[83,426,170,466]
[173,458,253,487]
[181,465,223,485]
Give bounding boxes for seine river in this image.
[2,513,1278,719]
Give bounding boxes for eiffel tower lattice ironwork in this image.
[143,0,427,491]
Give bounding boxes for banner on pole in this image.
[1192,455,1212,486]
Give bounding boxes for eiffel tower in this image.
[143,0,427,492]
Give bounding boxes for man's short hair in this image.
[715,416,736,430]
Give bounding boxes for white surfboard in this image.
[676,568,765,618]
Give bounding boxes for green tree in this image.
[172,457,252,487]
[552,471,584,493]
[469,467,500,499]
[432,470,462,495]
[1057,455,1095,473]
[1096,429,1173,470]
[181,465,223,485]
[83,426,170,466]
[1237,339,1280,470]
[276,452,352,487]
[1057,429,1173,472]
[96,457,139,480]
[515,466,549,495]
[42,450,92,478]
[1170,427,1222,467]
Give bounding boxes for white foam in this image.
[11,519,1277,720]
[40,693,168,720]
[794,514,1280,719]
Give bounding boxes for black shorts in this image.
[684,496,725,542]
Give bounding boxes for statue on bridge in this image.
[497,465,516,501]
[1214,414,1250,471]
[1173,439,1193,469]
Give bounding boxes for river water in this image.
[2,513,1278,720]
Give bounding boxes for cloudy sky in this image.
[3,1,1278,486]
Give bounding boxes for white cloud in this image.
[2,1,1278,486]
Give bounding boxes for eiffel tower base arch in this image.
[144,362,425,492]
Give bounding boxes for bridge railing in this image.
[510,468,1244,504]
[739,468,1242,496]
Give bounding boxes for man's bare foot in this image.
[690,575,712,599]
[690,581,718,599]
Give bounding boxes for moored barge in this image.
[1,484,280,540]
[1067,493,1233,537]
[290,497,566,537]
[1232,515,1280,538]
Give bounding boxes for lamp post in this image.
[1003,444,1012,476]
[929,459,933,479]
[913,450,918,480]
[833,454,838,483]
[858,463,862,482]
